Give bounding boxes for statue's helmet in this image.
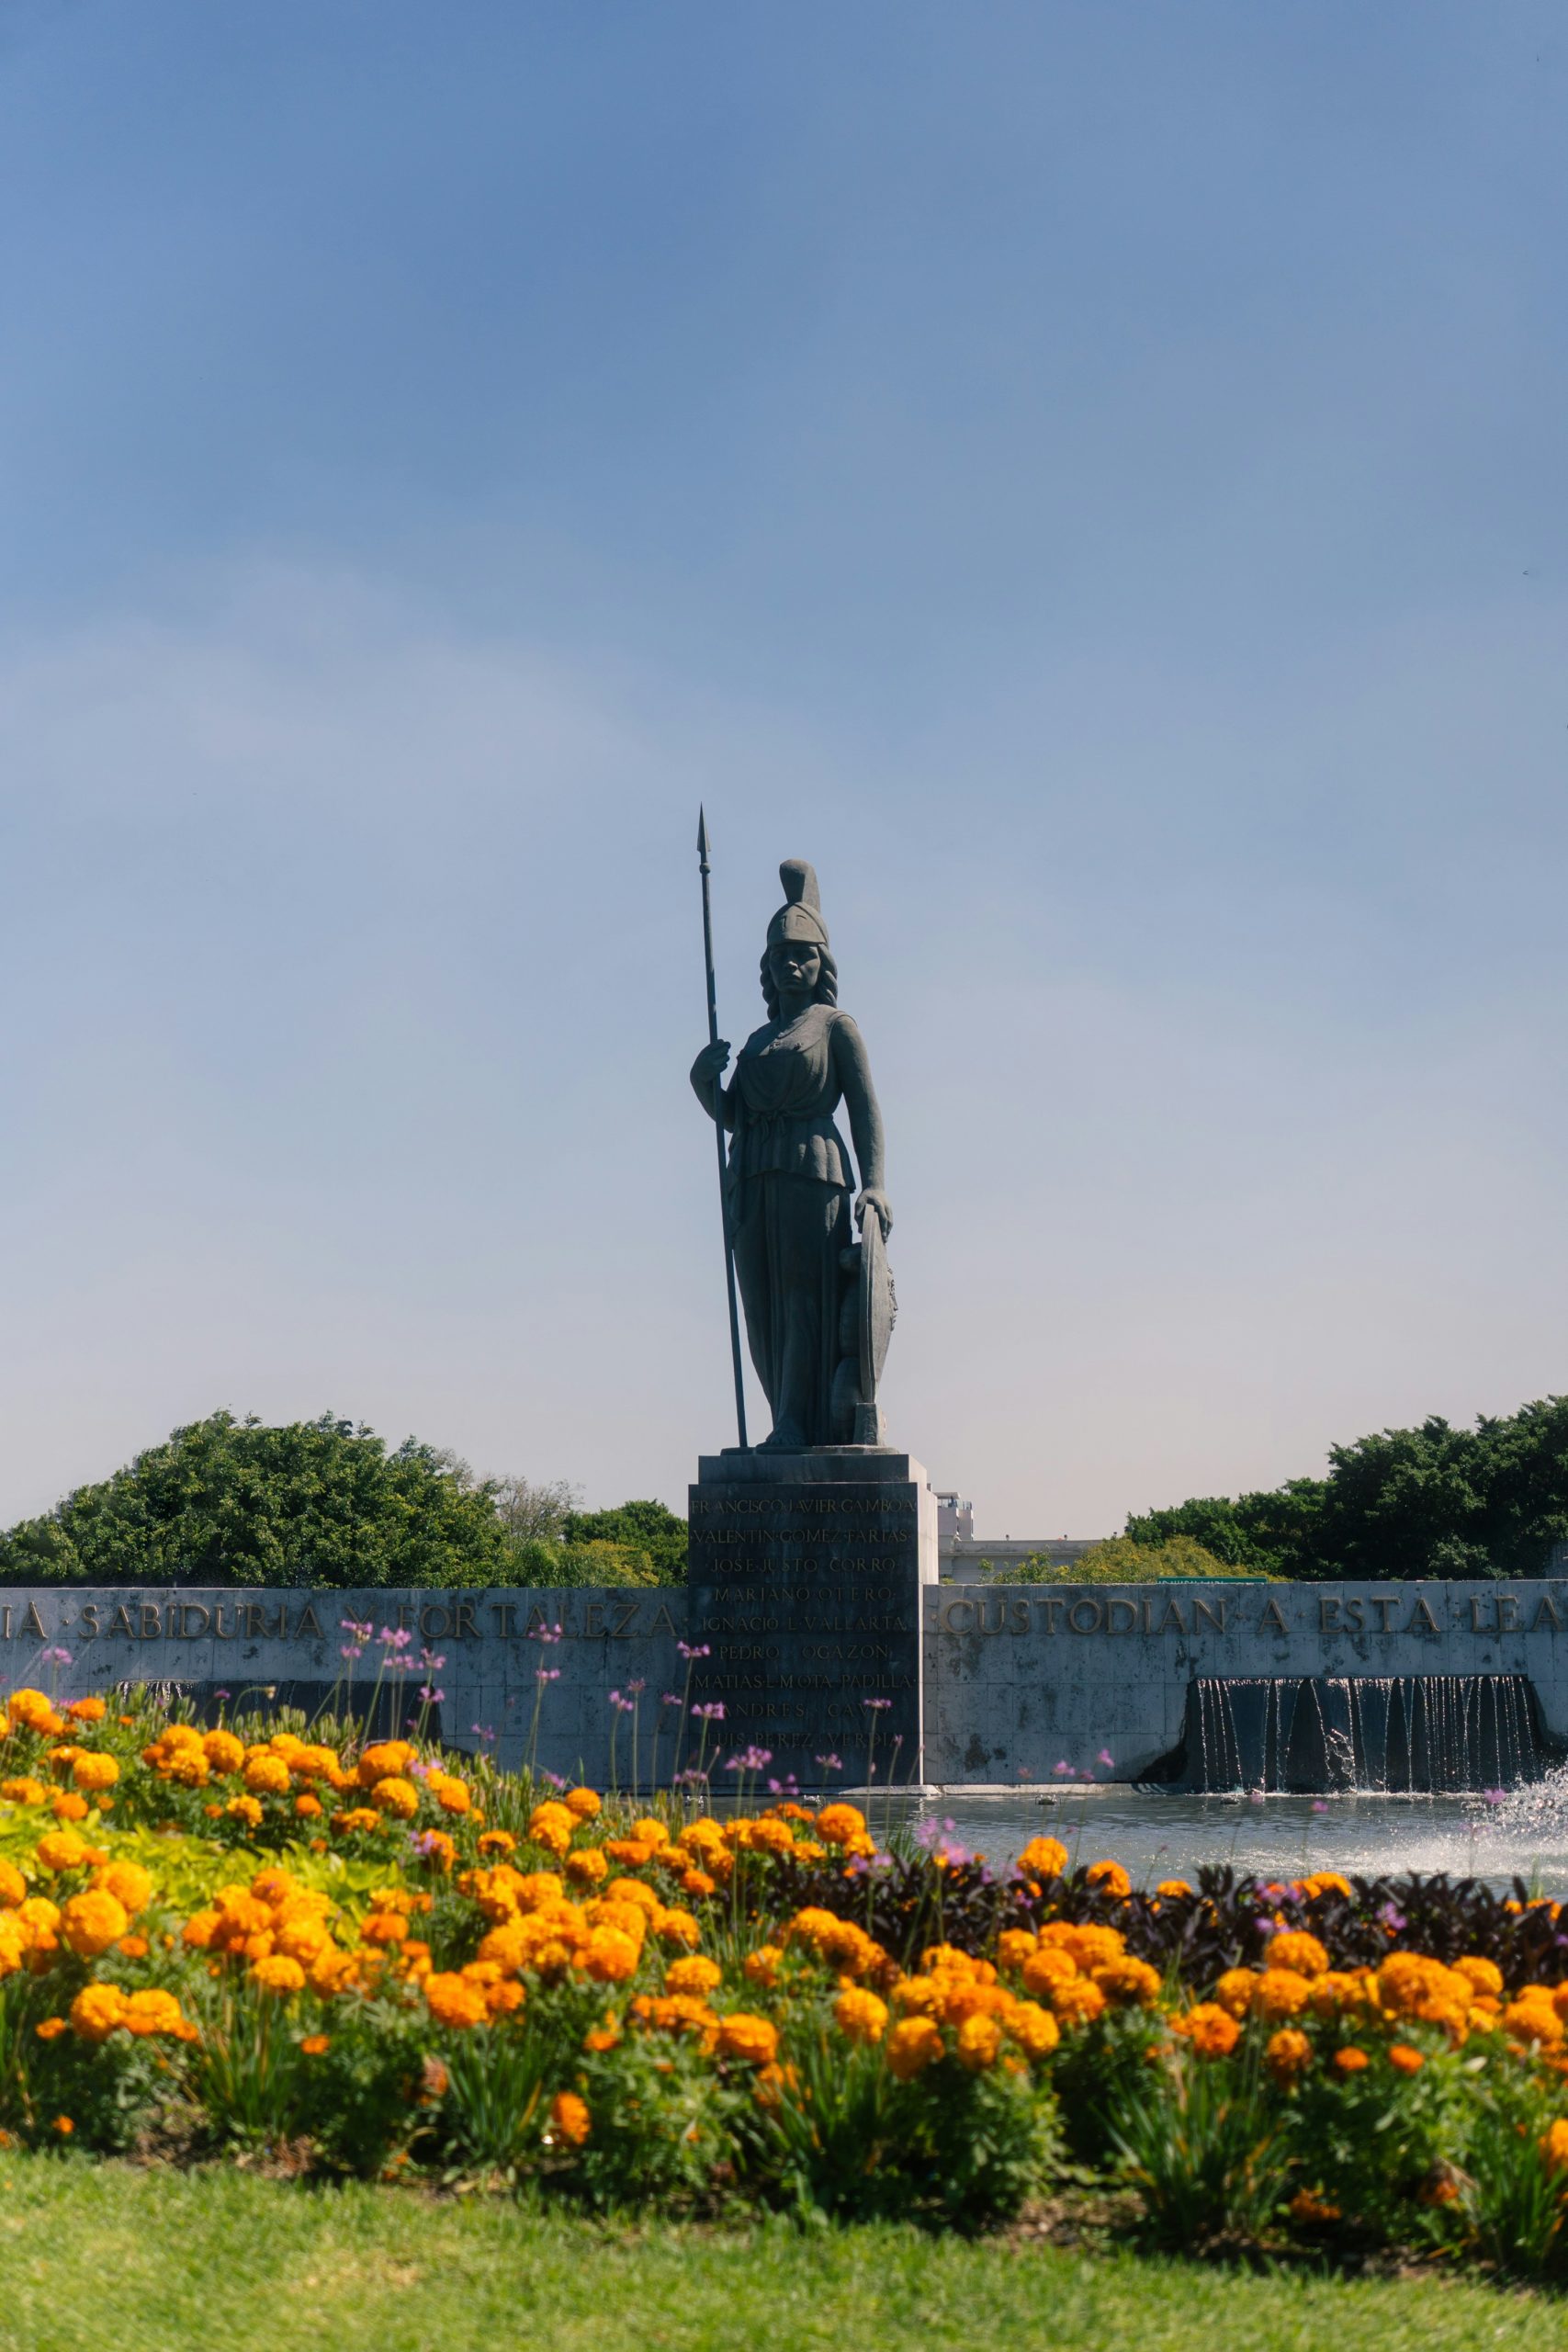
[765,858,829,950]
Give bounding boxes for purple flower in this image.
[692,1701,726,1722]
[340,1644,365,1662]
[608,1690,635,1714]
[1483,1786,1506,1807]
[1054,1760,1073,1777]
[410,1830,447,1860]
[539,1768,569,1791]
[626,1679,646,1696]
[1311,1800,1329,1815]
[677,1641,711,1661]
[420,1649,446,1671]
[1378,1901,1407,1934]
[1097,1748,1115,1769]
[660,1692,682,1708]
[863,1696,892,1712]
[378,1626,414,1650]
[536,1665,561,1684]
[528,1622,564,1645]
[814,1753,842,1772]
[340,1618,372,1641]
[723,1746,773,1774]
[418,1685,445,1704]
[39,1646,71,1668]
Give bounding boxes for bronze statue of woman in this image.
[690,860,892,1451]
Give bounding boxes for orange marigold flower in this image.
[1389,2043,1426,2075]
[564,1787,602,1819]
[51,1792,89,1823]
[252,1953,307,1995]
[1173,2003,1241,2058]
[1267,1931,1329,1979]
[122,1989,186,2038]
[301,2034,331,2056]
[1290,2188,1342,2225]
[716,2012,779,2065]
[665,1954,721,1996]
[477,1830,518,1856]
[565,1849,609,1885]
[886,2016,944,2079]
[1015,1836,1068,1880]
[1213,1968,1259,2019]
[1334,2045,1370,2074]
[1253,1968,1312,2022]
[550,2089,591,2146]
[69,1983,127,2041]
[1155,1879,1194,1899]
[34,2017,68,2041]
[51,2116,73,2136]
[60,1890,130,1959]
[71,1752,119,1793]
[1092,1956,1161,2008]
[424,1971,490,2029]
[579,1926,640,1984]
[65,1697,107,1724]
[243,1752,292,1797]
[744,1944,784,1989]
[1265,2027,1313,2084]
[834,1985,890,2043]
[814,1804,867,1848]
[1453,1956,1504,1999]
[956,2013,1001,2072]
[1084,1860,1131,1898]
[0,1861,23,1909]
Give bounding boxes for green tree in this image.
[0,1411,515,1589]
[560,1498,688,1582]
[1126,1396,1568,1581]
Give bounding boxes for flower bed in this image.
[6,1686,1568,2271]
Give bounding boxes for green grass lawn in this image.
[3,2160,1568,2352]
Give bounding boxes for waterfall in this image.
[1158,1673,1547,1793]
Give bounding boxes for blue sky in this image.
[1,1,1563,1535]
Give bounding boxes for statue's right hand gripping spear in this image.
[697,808,749,1451]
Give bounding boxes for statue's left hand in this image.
[855,1189,893,1240]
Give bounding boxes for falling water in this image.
[1155,1674,1548,1793]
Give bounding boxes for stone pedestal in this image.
[686,1450,938,1790]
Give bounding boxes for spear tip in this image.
[696,804,710,857]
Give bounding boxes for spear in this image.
[697,808,750,1450]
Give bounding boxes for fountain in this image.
[1142,1673,1553,1793]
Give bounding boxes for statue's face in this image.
[770,940,821,1001]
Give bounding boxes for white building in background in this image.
[933,1488,1109,1580]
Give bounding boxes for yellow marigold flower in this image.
[34,1829,88,1873]
[1302,1872,1352,1900]
[815,1803,867,1848]
[1253,1968,1313,2023]
[1265,2027,1313,2084]
[955,2012,1001,2072]
[579,1926,641,1984]
[527,1801,576,1856]
[201,1729,244,1775]
[242,1752,291,1797]
[652,1907,701,1950]
[717,2011,779,2065]
[0,1861,25,1908]
[886,2016,943,2079]
[1309,1971,1369,2018]
[252,1954,306,1995]
[1155,1879,1194,1899]
[434,1778,470,1816]
[550,2089,591,2146]
[1085,1860,1131,1899]
[1540,2119,1568,2176]
[1453,1956,1504,1999]
[1039,1920,1125,1970]
[424,1971,490,2028]
[997,1928,1038,1972]
[1008,2000,1060,2060]
[181,1909,220,1951]
[92,1861,153,1917]
[7,1690,59,1731]
[1092,1956,1162,2008]
[559,1849,606,1888]
[309,1947,357,1996]
[665,1954,722,1996]
[745,1944,784,1989]
[61,1890,130,1959]
[70,1751,118,1793]
[366,1777,416,1819]
[1016,1835,1069,1880]
[122,1989,186,2039]
[357,1741,415,1787]
[629,1815,665,1845]
[1050,1976,1108,2029]
[1,1779,47,1807]
[224,1795,264,1828]
[604,1876,660,1915]
[0,1919,25,1979]
[65,1697,107,1724]
[835,1985,890,2043]
[1334,2045,1370,2073]
[1505,1996,1564,2047]
[1021,1947,1078,1999]
[682,1868,716,1898]
[1268,1931,1329,1979]
[1213,1967,1260,2018]
[478,1830,519,1856]
[332,1806,382,1836]
[69,1983,127,2042]
[564,1786,602,1819]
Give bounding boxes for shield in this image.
[858,1210,897,1406]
